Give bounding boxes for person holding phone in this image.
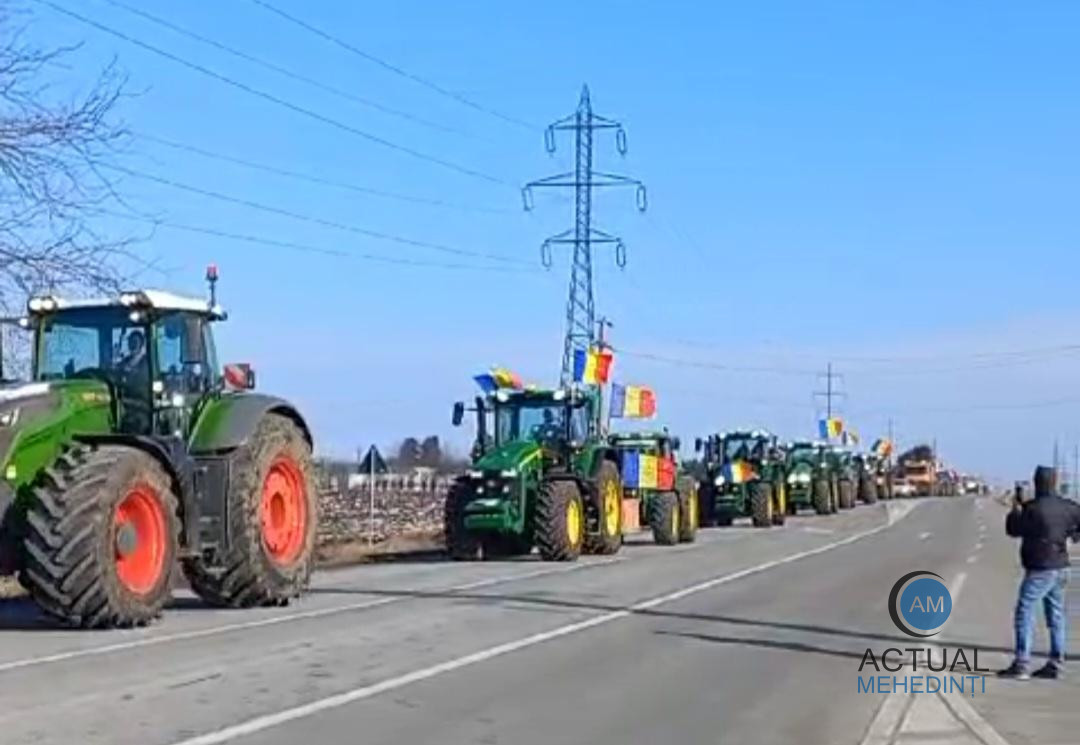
[998,466,1080,680]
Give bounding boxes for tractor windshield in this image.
[788,446,818,464]
[495,401,566,445]
[36,308,148,384]
[722,436,766,462]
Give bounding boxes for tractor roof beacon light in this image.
[206,264,219,308]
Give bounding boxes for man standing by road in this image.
[998,465,1080,680]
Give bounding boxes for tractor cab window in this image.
[567,404,589,444]
[154,313,213,396]
[789,447,817,464]
[496,402,565,445]
[723,437,761,462]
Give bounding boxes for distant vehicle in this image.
[903,459,935,497]
[893,476,917,498]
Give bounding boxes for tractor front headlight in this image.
[798,472,811,483]
[713,475,726,486]
[787,474,797,484]
[467,469,483,479]
[501,469,518,478]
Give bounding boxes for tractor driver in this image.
[532,408,564,445]
[116,329,151,432]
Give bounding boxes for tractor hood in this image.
[788,460,814,476]
[473,439,543,473]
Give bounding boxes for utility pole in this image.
[813,363,846,429]
[523,86,647,384]
[1073,443,1078,499]
[1053,438,1061,490]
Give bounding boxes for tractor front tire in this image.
[838,479,855,510]
[812,479,831,515]
[535,479,584,561]
[750,481,773,528]
[677,481,698,543]
[771,483,787,526]
[584,461,622,555]
[22,445,179,628]
[697,483,717,527]
[444,481,480,560]
[183,414,317,608]
[649,492,680,546]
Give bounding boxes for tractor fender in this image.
[586,447,622,486]
[188,393,313,455]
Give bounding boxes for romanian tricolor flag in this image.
[842,429,860,446]
[474,367,524,393]
[621,452,675,490]
[722,460,756,484]
[610,384,656,418]
[571,347,613,384]
[872,438,894,458]
[818,417,844,439]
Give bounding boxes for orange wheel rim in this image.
[261,456,308,565]
[114,484,168,595]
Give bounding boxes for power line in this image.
[814,362,846,419]
[102,163,531,266]
[138,133,512,214]
[249,0,535,132]
[35,0,510,185]
[102,209,535,273]
[613,347,817,376]
[101,0,478,139]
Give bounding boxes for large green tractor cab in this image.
[784,440,837,515]
[608,431,697,546]
[851,453,880,504]
[0,269,318,628]
[826,446,858,510]
[695,430,787,528]
[445,386,623,561]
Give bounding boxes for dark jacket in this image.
[1006,494,1080,570]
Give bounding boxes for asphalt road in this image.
[0,496,1063,745]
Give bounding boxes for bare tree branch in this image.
[0,0,138,316]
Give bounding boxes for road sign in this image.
[358,445,388,475]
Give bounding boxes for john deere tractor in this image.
[695,430,787,528]
[852,452,879,504]
[445,386,623,561]
[0,269,318,628]
[784,440,838,515]
[827,446,858,510]
[608,431,697,545]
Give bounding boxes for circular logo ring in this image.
[888,570,952,638]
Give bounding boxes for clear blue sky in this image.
[28,0,1080,482]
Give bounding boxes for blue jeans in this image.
[1014,568,1069,664]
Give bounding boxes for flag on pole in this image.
[818,417,844,439]
[475,367,524,393]
[473,373,498,393]
[872,438,894,457]
[620,451,673,489]
[610,384,656,418]
[572,347,613,384]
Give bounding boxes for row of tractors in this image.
[441,385,910,564]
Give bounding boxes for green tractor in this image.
[608,431,697,546]
[826,446,858,510]
[445,386,623,561]
[0,270,318,628]
[695,430,787,528]
[851,452,880,504]
[784,440,838,515]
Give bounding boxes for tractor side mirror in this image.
[223,363,255,390]
[452,401,465,427]
[670,436,681,451]
[694,437,703,453]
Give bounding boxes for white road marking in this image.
[966,555,978,565]
[940,691,1012,745]
[0,557,622,674]
[802,526,834,535]
[166,517,906,745]
[858,687,911,745]
[918,531,932,541]
[974,541,983,551]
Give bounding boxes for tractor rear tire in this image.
[649,492,680,546]
[697,482,717,527]
[838,479,855,510]
[22,445,179,628]
[714,511,735,527]
[535,479,584,561]
[677,480,698,543]
[183,414,317,608]
[584,461,622,555]
[861,476,879,504]
[771,483,786,526]
[750,481,773,528]
[812,479,831,515]
[444,481,480,560]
